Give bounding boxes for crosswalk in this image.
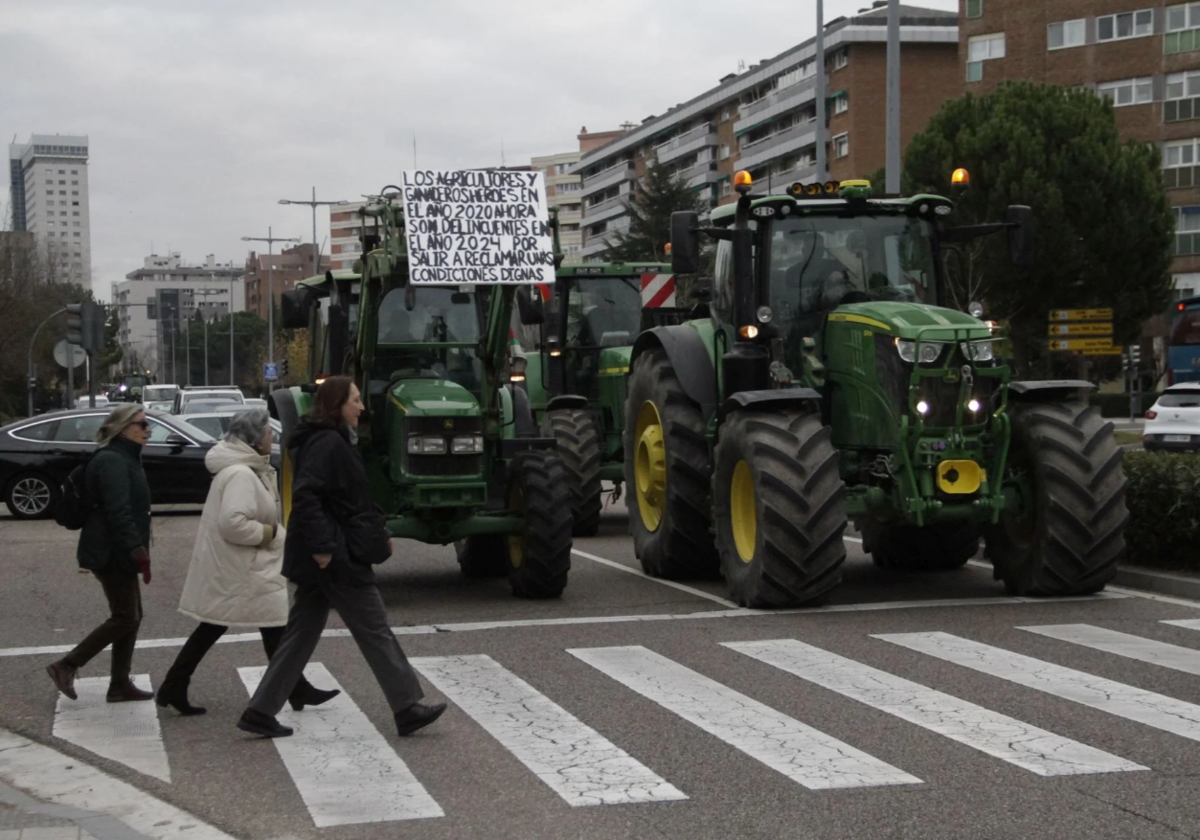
[43,620,1200,827]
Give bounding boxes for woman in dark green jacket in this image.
[46,403,155,703]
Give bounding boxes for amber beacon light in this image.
[951,167,971,187]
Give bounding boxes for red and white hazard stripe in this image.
[640,273,676,309]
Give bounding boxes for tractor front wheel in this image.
[863,521,979,571]
[542,408,603,537]
[505,449,573,599]
[985,401,1127,596]
[712,409,847,608]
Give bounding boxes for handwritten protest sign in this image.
[400,170,556,285]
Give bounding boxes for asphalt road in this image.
[2,501,1200,840]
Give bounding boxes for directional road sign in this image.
[264,362,278,382]
[1048,323,1113,337]
[1049,308,1114,322]
[1079,348,1124,356]
[1048,338,1116,352]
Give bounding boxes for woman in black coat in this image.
[238,376,446,738]
[46,403,155,703]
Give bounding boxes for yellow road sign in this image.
[1048,338,1115,351]
[1079,348,1124,356]
[1049,308,1114,322]
[1047,322,1113,337]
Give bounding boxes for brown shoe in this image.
[106,680,154,703]
[46,660,78,700]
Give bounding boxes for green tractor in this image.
[625,171,1127,607]
[522,262,679,535]
[272,195,574,599]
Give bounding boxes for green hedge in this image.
[1123,451,1200,571]
[1092,392,1159,418]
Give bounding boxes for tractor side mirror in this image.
[1006,205,1034,267]
[691,277,714,304]
[279,288,313,329]
[671,211,701,275]
[516,286,545,325]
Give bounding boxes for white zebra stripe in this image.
[1021,624,1200,677]
[52,675,170,782]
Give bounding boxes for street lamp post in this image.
[278,187,349,280]
[242,227,299,381]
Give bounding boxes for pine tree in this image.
[601,155,707,262]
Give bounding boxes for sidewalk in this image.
[0,779,148,840]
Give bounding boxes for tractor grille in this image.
[875,335,1001,427]
[404,416,484,478]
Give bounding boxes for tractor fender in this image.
[268,387,305,525]
[631,326,718,421]
[509,383,537,437]
[1007,380,1096,403]
[724,388,823,414]
[547,395,588,412]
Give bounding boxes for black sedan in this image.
[0,409,219,520]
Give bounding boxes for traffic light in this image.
[278,359,289,378]
[86,302,107,355]
[66,300,105,354]
[66,302,85,347]
[1128,344,1142,369]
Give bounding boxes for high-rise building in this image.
[960,0,1200,297]
[110,253,244,381]
[532,148,584,263]
[573,4,959,261]
[330,201,367,272]
[8,134,92,287]
[243,243,329,320]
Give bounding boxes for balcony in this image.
[556,208,582,226]
[752,163,818,194]
[734,78,817,136]
[734,122,817,172]
[680,160,720,189]
[580,238,612,259]
[583,193,631,225]
[580,163,635,199]
[653,124,718,165]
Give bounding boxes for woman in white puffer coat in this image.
[156,408,339,716]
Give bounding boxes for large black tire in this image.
[712,410,847,607]
[984,400,1127,596]
[863,521,979,571]
[5,471,60,520]
[506,449,573,598]
[623,347,719,579]
[542,408,603,537]
[454,535,508,578]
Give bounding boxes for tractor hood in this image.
[389,378,480,417]
[831,302,991,341]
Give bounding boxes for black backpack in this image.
[55,457,96,530]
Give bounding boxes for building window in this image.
[1167,71,1200,121]
[834,93,849,114]
[71,180,78,185]
[45,179,52,185]
[721,107,731,121]
[58,180,65,185]
[58,170,64,174]
[719,143,731,160]
[70,170,77,175]
[966,0,982,18]
[834,49,848,70]
[1099,77,1154,106]
[1176,206,1200,254]
[46,200,53,206]
[72,191,78,196]
[834,133,849,158]
[967,33,1005,82]
[1097,10,1154,42]
[1166,3,1200,52]
[719,180,732,197]
[1048,19,1086,50]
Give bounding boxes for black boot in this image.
[107,680,154,703]
[46,659,78,700]
[156,679,207,716]
[394,702,447,736]
[288,679,341,712]
[237,708,293,738]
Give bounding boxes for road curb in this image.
[1114,566,1200,602]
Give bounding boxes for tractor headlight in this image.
[895,338,916,363]
[896,339,945,365]
[961,340,995,362]
[407,436,447,455]
[451,435,484,454]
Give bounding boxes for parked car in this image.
[183,412,282,447]
[182,399,245,415]
[143,384,180,405]
[0,409,218,520]
[71,395,110,410]
[243,398,268,410]
[172,387,245,414]
[1143,384,1200,452]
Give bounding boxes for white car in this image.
[172,387,245,414]
[1143,384,1200,452]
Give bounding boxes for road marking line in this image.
[1022,624,1200,677]
[1163,618,1200,631]
[568,645,921,790]
[570,549,740,608]
[0,726,234,840]
[411,654,686,806]
[724,638,1144,777]
[237,663,443,826]
[878,631,1200,743]
[52,675,169,783]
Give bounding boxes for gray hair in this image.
[95,403,145,447]
[226,408,271,450]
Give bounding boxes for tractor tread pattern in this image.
[508,449,573,599]
[714,411,847,608]
[543,408,604,537]
[986,401,1127,596]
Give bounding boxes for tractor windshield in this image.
[565,277,642,349]
[372,286,483,392]
[766,214,938,323]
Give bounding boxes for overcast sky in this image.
[2,0,957,299]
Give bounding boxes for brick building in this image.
[573,3,960,261]
[243,243,329,320]
[960,0,1200,296]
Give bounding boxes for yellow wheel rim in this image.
[731,459,757,562]
[634,401,667,532]
[508,484,525,568]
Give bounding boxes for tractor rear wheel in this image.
[712,409,847,607]
[623,347,719,579]
[985,400,1127,596]
[542,408,603,537]
[863,521,979,571]
[505,449,573,599]
[455,535,508,578]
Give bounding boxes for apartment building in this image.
[243,243,329,320]
[960,0,1200,295]
[532,149,584,263]
[7,134,92,287]
[329,201,367,272]
[574,3,960,261]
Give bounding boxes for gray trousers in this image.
[248,576,423,716]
